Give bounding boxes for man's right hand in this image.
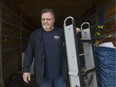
[23,72,31,83]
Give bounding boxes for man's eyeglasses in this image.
[41,18,54,21]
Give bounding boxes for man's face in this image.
[41,12,55,31]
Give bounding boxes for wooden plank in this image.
[2,39,20,49]
[0,6,5,87]
[2,19,32,33]
[0,1,34,86]
[2,23,20,36]
[104,4,115,20]
[1,3,21,86]
[94,0,116,46]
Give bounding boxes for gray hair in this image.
[41,8,55,17]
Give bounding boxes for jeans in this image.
[40,75,67,87]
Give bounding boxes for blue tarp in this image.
[93,46,116,87]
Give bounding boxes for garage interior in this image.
[0,0,115,87]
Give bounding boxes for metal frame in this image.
[64,16,83,87]
[64,16,98,87]
[80,22,98,87]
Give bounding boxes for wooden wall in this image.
[81,5,96,37]
[79,1,115,86]
[95,0,115,46]
[0,1,36,86]
[81,0,115,46]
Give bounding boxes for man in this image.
[22,8,80,87]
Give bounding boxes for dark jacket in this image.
[22,28,68,84]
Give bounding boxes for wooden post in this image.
[0,3,5,87]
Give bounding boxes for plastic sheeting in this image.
[93,46,116,87]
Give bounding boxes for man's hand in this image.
[76,28,80,33]
[23,72,31,83]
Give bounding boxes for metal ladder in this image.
[63,16,98,87]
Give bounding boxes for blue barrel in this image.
[93,46,116,87]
